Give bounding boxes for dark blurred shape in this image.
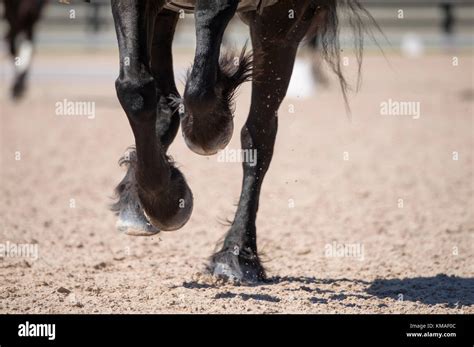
[86,2,103,34]
[3,0,47,100]
[441,2,455,36]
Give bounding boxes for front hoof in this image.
[210,247,266,283]
[116,210,160,236]
[112,148,191,235]
[112,150,160,237]
[114,184,160,236]
[143,167,194,231]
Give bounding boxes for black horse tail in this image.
[306,0,385,113]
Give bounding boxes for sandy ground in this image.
[0,50,473,314]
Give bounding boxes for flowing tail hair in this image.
[306,0,386,114]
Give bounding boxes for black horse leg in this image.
[181,0,252,155]
[211,44,297,282]
[210,2,320,282]
[150,9,181,152]
[111,0,193,235]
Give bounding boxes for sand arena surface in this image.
[0,51,473,313]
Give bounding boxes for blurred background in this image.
[1,0,473,99]
[2,0,474,48]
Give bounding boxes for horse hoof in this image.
[213,262,243,281]
[181,115,233,156]
[143,167,194,231]
[116,218,160,236]
[112,149,193,234]
[210,248,266,283]
[116,201,160,236]
[183,136,218,156]
[146,187,193,231]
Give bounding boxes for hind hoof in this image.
[181,115,233,156]
[210,247,266,283]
